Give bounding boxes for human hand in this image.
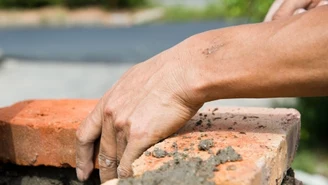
[75,43,204,183]
[264,0,328,22]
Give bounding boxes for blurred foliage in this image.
[292,148,328,176]
[0,0,59,8]
[296,97,328,148]
[274,97,328,175]
[0,0,147,9]
[164,0,274,22]
[221,0,274,22]
[164,6,216,22]
[164,4,225,22]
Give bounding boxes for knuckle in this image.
[113,117,129,131]
[75,124,94,146]
[104,106,114,117]
[76,127,88,145]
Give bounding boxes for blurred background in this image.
[0,0,327,184]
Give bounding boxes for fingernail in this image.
[318,0,328,6]
[293,8,306,15]
[76,168,86,181]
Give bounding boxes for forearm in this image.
[177,6,328,103]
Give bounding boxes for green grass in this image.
[292,149,328,176]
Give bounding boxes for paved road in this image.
[0,21,244,62]
[0,21,295,107]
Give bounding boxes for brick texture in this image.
[106,107,301,185]
[0,100,301,185]
[0,99,97,168]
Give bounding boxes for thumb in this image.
[264,0,285,22]
[271,0,318,21]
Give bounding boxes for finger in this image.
[264,0,285,22]
[102,179,119,185]
[317,0,328,6]
[99,110,118,183]
[272,0,316,21]
[76,100,103,181]
[117,139,149,178]
[116,130,127,165]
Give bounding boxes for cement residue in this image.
[215,146,242,163]
[281,168,296,185]
[0,163,100,185]
[198,139,213,151]
[152,148,168,158]
[118,146,242,185]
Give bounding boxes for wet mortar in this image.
[0,154,298,185]
[0,163,100,185]
[118,146,242,185]
[198,139,214,151]
[152,148,168,158]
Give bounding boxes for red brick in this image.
[0,99,98,168]
[0,100,301,185]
